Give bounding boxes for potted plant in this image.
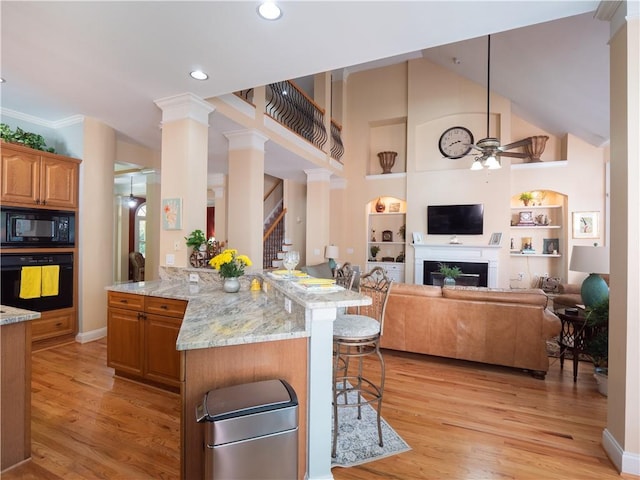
[584,297,609,395]
[438,263,462,286]
[0,123,56,153]
[519,191,534,206]
[185,229,207,252]
[370,245,380,261]
[208,248,253,293]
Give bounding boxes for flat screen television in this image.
[427,204,484,235]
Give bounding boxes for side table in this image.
[556,308,589,382]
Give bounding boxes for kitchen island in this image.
[1,305,41,472]
[106,270,370,480]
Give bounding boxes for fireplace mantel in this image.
[413,244,500,287]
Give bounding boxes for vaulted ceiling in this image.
[1,1,609,183]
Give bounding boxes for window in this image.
[135,203,146,257]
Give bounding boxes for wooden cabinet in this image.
[107,292,186,390]
[31,308,76,349]
[1,142,80,209]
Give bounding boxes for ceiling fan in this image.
[469,35,531,170]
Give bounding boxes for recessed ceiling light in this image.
[257,1,282,20]
[190,70,209,81]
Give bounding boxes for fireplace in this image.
[413,244,500,288]
[424,261,488,287]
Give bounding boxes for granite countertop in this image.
[0,305,41,326]
[106,273,370,351]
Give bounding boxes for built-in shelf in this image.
[511,225,561,229]
[511,204,562,210]
[511,160,568,170]
[365,173,407,181]
[368,241,405,245]
[510,253,561,258]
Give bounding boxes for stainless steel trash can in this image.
[196,379,298,480]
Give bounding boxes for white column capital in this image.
[154,93,214,125]
[223,129,269,151]
[304,168,332,183]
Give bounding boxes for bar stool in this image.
[332,266,392,458]
[333,262,355,290]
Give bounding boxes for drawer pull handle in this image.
[55,322,62,327]
[160,305,169,310]
[120,299,128,304]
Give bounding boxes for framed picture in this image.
[518,211,535,225]
[573,211,599,238]
[412,232,423,244]
[543,238,559,255]
[162,198,182,230]
[489,232,502,246]
[389,202,401,213]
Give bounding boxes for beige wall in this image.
[341,57,607,288]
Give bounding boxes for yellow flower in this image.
[208,248,252,278]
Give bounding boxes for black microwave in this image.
[1,207,75,248]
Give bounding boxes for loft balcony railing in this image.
[233,81,343,162]
[330,119,344,161]
[266,80,327,151]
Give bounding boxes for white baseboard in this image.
[75,327,107,344]
[603,428,640,476]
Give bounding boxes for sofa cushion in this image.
[301,262,333,279]
[441,286,548,307]
[390,283,443,298]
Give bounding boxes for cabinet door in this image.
[107,307,144,376]
[40,157,79,208]
[0,147,40,205]
[144,313,182,387]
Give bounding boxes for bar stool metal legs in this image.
[331,267,391,459]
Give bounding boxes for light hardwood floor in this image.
[2,338,634,480]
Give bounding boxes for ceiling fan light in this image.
[127,195,137,208]
[470,158,484,171]
[485,155,501,169]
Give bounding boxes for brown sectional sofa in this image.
[380,283,561,378]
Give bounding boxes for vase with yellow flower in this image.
[208,249,253,293]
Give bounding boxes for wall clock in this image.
[382,230,393,242]
[438,126,474,159]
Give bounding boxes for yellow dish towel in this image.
[42,265,60,297]
[19,266,42,299]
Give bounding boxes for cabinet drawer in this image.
[31,311,74,341]
[108,292,145,311]
[145,297,187,318]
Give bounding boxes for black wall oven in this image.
[0,253,74,312]
[1,206,75,248]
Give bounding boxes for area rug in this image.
[331,390,411,468]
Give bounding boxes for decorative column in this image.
[305,169,332,265]
[598,2,640,476]
[224,129,269,271]
[154,93,213,268]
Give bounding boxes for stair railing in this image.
[263,208,287,269]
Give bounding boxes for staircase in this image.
[263,203,288,269]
